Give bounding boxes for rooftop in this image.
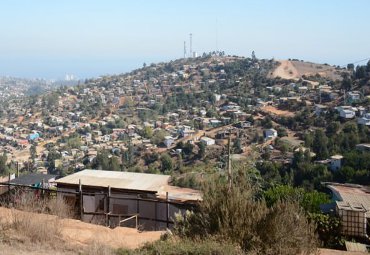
[55,170,170,193]
[10,173,57,186]
[326,183,370,213]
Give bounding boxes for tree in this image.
[251,50,257,61]
[160,153,173,173]
[30,144,37,163]
[142,126,153,139]
[233,138,243,154]
[94,150,110,170]
[341,75,352,91]
[198,142,206,159]
[109,156,121,171]
[0,152,8,176]
[347,63,354,71]
[312,129,329,160]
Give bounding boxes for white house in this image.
[200,137,215,146]
[264,129,278,139]
[330,155,343,171]
[347,91,361,103]
[164,136,175,148]
[357,113,370,126]
[339,109,356,119]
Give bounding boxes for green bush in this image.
[173,173,317,254]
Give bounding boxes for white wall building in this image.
[200,137,215,146]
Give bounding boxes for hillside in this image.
[0,206,162,254]
[270,60,347,80]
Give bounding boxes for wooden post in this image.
[166,192,169,228]
[79,179,83,220]
[41,179,45,199]
[16,162,19,178]
[107,186,111,227]
[227,136,232,192]
[7,173,11,207]
[136,194,140,227]
[154,200,157,231]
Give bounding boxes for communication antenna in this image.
[189,33,193,57]
[183,41,187,58]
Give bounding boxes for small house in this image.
[264,129,278,139]
[55,170,201,230]
[330,155,343,171]
[200,137,215,146]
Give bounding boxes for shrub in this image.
[173,171,318,254]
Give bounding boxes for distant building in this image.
[330,155,343,171]
[357,113,370,126]
[264,129,278,139]
[347,91,361,103]
[314,104,328,116]
[164,136,175,148]
[200,137,215,146]
[339,109,356,119]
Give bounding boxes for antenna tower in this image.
[189,33,193,57]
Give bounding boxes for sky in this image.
[0,0,369,79]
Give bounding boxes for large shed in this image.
[55,170,201,230]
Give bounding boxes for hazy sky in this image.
[0,0,369,79]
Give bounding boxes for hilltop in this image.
[270,59,347,81]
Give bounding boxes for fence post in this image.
[136,194,140,227]
[79,179,83,220]
[7,173,11,207]
[154,200,157,231]
[166,192,169,228]
[107,186,111,227]
[41,179,45,199]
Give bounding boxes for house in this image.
[347,91,361,103]
[330,155,343,171]
[164,136,175,148]
[357,113,370,126]
[9,173,57,188]
[55,170,201,230]
[324,183,370,238]
[264,129,278,139]
[339,109,356,119]
[356,144,370,152]
[179,126,195,138]
[200,137,215,146]
[314,104,328,116]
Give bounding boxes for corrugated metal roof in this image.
[55,170,170,193]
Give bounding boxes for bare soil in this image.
[271,60,345,81]
[261,105,295,117]
[0,206,163,254]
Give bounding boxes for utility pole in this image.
[227,136,232,191]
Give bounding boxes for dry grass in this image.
[0,190,73,246]
[9,208,62,243]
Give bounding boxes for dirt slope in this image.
[0,206,163,254]
[271,60,345,80]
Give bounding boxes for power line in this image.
[342,57,370,67]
